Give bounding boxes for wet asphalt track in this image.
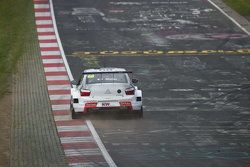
[53,0,250,166]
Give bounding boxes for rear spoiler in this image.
[82,71,132,74]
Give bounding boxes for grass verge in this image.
[0,0,34,98]
[223,0,250,16]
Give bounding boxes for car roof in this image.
[83,68,126,73]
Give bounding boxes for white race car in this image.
[70,68,143,118]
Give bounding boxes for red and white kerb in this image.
[33,0,110,166]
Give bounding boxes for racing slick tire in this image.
[70,103,77,119]
[135,107,143,118]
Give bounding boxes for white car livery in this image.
[70,68,143,118]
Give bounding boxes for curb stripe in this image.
[58,131,91,137]
[56,120,86,126]
[51,99,71,105]
[43,59,63,64]
[45,71,68,76]
[34,0,48,2]
[41,55,61,59]
[37,28,54,32]
[38,32,55,35]
[67,155,105,163]
[46,76,69,81]
[44,67,66,72]
[38,35,56,40]
[39,39,57,43]
[36,20,53,25]
[47,80,70,85]
[34,0,115,166]
[33,0,48,1]
[47,85,71,90]
[48,90,70,94]
[41,51,61,56]
[35,12,51,17]
[34,8,50,12]
[54,115,71,121]
[57,125,88,132]
[40,47,60,51]
[49,95,71,100]
[65,149,102,156]
[43,63,65,67]
[40,43,58,47]
[53,110,71,116]
[41,55,62,60]
[34,4,50,9]
[60,137,94,143]
[34,1,49,4]
[37,24,53,28]
[62,142,98,149]
[35,16,52,20]
[52,104,70,110]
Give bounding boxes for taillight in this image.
[125,87,135,95]
[80,89,91,96]
[85,102,97,107]
[120,101,132,106]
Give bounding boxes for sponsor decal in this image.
[102,102,110,107]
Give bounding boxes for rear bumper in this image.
[73,100,142,113]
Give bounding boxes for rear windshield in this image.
[86,73,128,84]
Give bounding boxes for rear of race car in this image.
[70,70,142,117]
[72,85,142,112]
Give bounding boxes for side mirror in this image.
[132,78,138,84]
[71,80,77,86]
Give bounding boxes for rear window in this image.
[86,73,128,84]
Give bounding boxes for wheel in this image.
[70,103,77,119]
[135,107,143,118]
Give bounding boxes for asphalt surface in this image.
[53,0,250,54]
[53,0,250,166]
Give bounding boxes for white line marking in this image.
[37,28,55,32]
[36,20,53,25]
[52,104,70,110]
[49,95,71,100]
[35,12,51,17]
[69,162,107,167]
[44,67,66,72]
[86,120,117,167]
[38,35,56,40]
[46,76,69,81]
[41,51,61,56]
[49,0,74,81]
[60,137,94,143]
[34,4,50,9]
[65,149,102,156]
[208,0,250,36]
[42,59,63,64]
[48,85,71,90]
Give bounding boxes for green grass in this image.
[223,0,250,16]
[0,0,33,97]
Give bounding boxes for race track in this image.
[53,0,250,166]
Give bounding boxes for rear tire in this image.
[70,104,77,119]
[135,107,143,118]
